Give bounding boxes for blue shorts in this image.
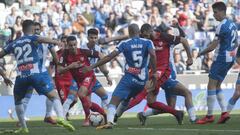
[112,74,146,100]
[161,77,179,98]
[92,80,103,93]
[209,61,234,81]
[14,72,54,101]
[69,79,78,91]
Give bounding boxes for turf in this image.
[0,113,240,135]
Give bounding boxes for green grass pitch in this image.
[0,113,240,135]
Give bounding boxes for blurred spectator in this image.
[201,52,213,73]
[174,49,186,74]
[105,12,118,32]
[148,6,161,28]
[82,4,95,26]
[5,7,17,27]
[72,13,89,34]
[60,12,72,33]
[22,9,34,20]
[108,60,123,77]
[187,48,202,70]
[121,4,134,24]
[33,13,40,22]
[13,16,22,35]
[95,6,108,34]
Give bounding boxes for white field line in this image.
[127,127,240,133]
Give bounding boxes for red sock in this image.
[148,102,177,115]
[90,102,106,116]
[127,90,147,110]
[80,97,90,120]
[90,102,107,123]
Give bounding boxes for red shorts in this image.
[55,79,72,102]
[76,75,96,96]
[149,67,171,95]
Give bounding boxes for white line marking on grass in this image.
[128,127,240,133]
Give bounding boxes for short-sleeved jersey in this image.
[152,33,181,69]
[63,48,99,81]
[38,44,53,73]
[213,18,238,62]
[55,49,73,81]
[3,35,41,76]
[115,37,154,81]
[80,43,102,65]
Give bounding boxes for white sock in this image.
[187,107,196,121]
[63,98,74,118]
[107,104,116,123]
[45,98,54,117]
[101,99,108,110]
[15,104,27,128]
[116,101,129,117]
[227,98,236,112]
[216,89,227,112]
[142,109,154,117]
[22,97,31,112]
[51,98,64,118]
[207,90,216,116]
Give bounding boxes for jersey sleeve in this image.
[80,49,99,58]
[3,42,14,54]
[161,33,181,45]
[147,40,155,50]
[115,41,125,53]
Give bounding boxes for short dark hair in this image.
[141,23,152,33]
[61,35,68,41]
[87,28,98,36]
[212,2,226,12]
[67,35,77,42]
[22,20,34,33]
[34,22,41,27]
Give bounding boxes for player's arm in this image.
[179,37,193,66]
[0,50,7,58]
[37,36,63,46]
[98,53,112,85]
[91,51,120,69]
[49,47,59,66]
[98,35,129,44]
[198,39,218,57]
[0,68,13,87]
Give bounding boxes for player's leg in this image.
[92,80,108,110]
[13,77,30,133]
[227,79,240,113]
[33,72,75,131]
[167,82,197,122]
[62,90,77,119]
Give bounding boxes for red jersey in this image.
[153,32,181,69]
[64,48,99,81]
[55,49,73,82]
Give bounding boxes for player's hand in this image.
[106,76,112,86]
[3,77,13,87]
[69,61,82,69]
[146,73,158,92]
[82,66,92,74]
[186,58,193,66]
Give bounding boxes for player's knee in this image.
[101,95,108,100]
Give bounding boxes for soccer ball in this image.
[89,112,103,127]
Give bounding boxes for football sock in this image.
[45,98,54,117]
[107,104,116,123]
[80,96,90,120]
[216,89,227,112]
[187,106,196,121]
[116,100,129,117]
[51,97,64,118]
[63,94,75,118]
[207,90,216,116]
[148,102,177,115]
[127,90,146,110]
[227,97,236,112]
[15,104,27,128]
[90,102,106,117]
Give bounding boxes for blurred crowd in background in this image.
[0,0,240,83]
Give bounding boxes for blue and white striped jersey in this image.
[4,35,42,76]
[116,37,154,81]
[213,18,238,62]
